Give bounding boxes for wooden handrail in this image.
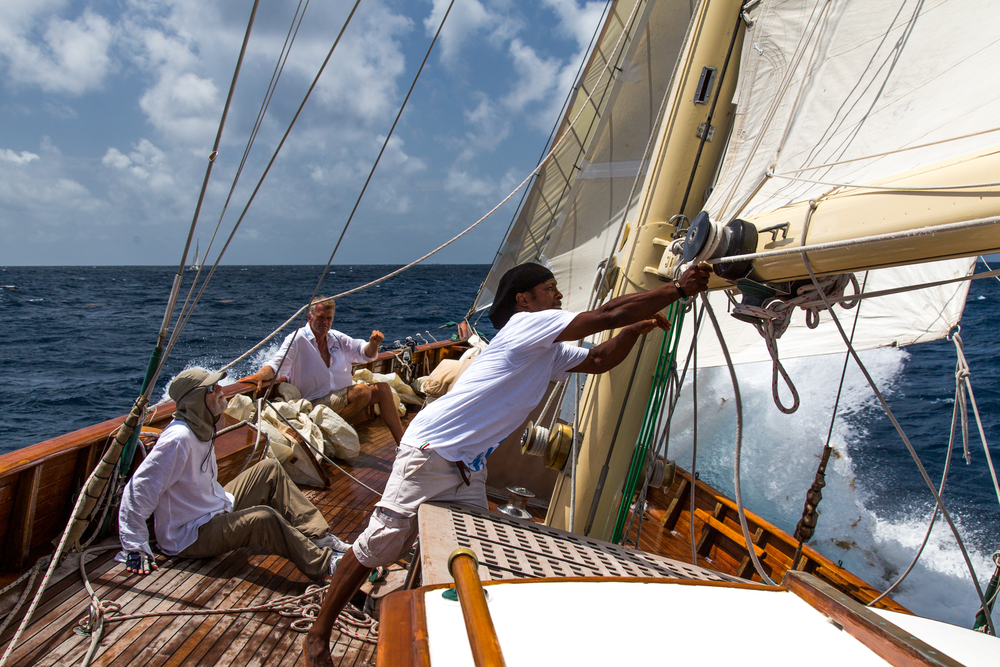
[783,571,962,667]
[448,548,506,667]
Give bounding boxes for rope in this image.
[867,361,959,607]
[797,241,997,636]
[952,332,1000,505]
[158,0,365,379]
[70,547,377,667]
[225,0,648,375]
[735,272,858,413]
[703,295,776,585]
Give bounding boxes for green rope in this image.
[612,301,686,543]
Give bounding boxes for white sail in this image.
[686,0,1000,367]
[474,0,697,315]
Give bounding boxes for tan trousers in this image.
[354,446,487,568]
[178,459,332,579]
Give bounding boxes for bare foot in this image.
[303,632,334,667]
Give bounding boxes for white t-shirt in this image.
[402,309,589,469]
[265,325,375,401]
[119,420,234,556]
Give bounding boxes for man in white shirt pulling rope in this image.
[303,261,711,666]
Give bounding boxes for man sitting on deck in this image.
[119,368,350,580]
[239,297,405,445]
[303,261,712,666]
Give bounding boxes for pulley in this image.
[657,211,758,283]
[520,421,576,470]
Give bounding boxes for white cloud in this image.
[0,149,40,164]
[540,0,608,50]
[502,38,562,113]
[0,5,115,95]
[445,166,499,200]
[378,135,426,176]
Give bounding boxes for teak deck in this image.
[0,412,404,667]
[0,339,907,666]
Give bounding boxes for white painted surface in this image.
[424,581,902,665]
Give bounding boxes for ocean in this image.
[1,262,998,628]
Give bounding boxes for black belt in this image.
[455,460,471,486]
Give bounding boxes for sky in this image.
[0,0,610,266]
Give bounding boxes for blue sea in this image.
[1,262,998,628]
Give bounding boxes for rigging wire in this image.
[220,0,653,375]
[797,216,997,636]
[790,271,870,567]
[867,340,960,607]
[157,0,365,377]
[250,0,458,402]
[0,4,266,664]
[174,0,312,332]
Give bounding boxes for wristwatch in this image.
[672,279,688,299]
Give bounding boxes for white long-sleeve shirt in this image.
[118,420,233,556]
[264,325,375,401]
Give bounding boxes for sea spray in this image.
[666,348,999,628]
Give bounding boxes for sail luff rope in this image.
[702,294,775,585]
[708,214,1000,267]
[797,216,997,636]
[221,0,649,375]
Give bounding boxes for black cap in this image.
[488,263,554,329]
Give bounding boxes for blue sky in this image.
[0,0,609,265]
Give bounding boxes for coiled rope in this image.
[71,547,377,667]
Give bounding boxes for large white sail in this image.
[688,0,1000,367]
[474,0,697,315]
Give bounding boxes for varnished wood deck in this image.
[0,415,405,667]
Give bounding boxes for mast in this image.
[546,0,747,538]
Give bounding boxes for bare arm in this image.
[569,313,670,374]
[365,330,384,358]
[238,366,277,393]
[556,263,710,343]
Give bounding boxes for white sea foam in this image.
[663,347,999,629]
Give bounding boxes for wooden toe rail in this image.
[783,571,961,667]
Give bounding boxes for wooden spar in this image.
[657,145,1000,285]
[448,548,507,667]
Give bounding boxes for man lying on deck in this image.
[118,367,350,580]
[303,261,712,666]
[239,297,405,444]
